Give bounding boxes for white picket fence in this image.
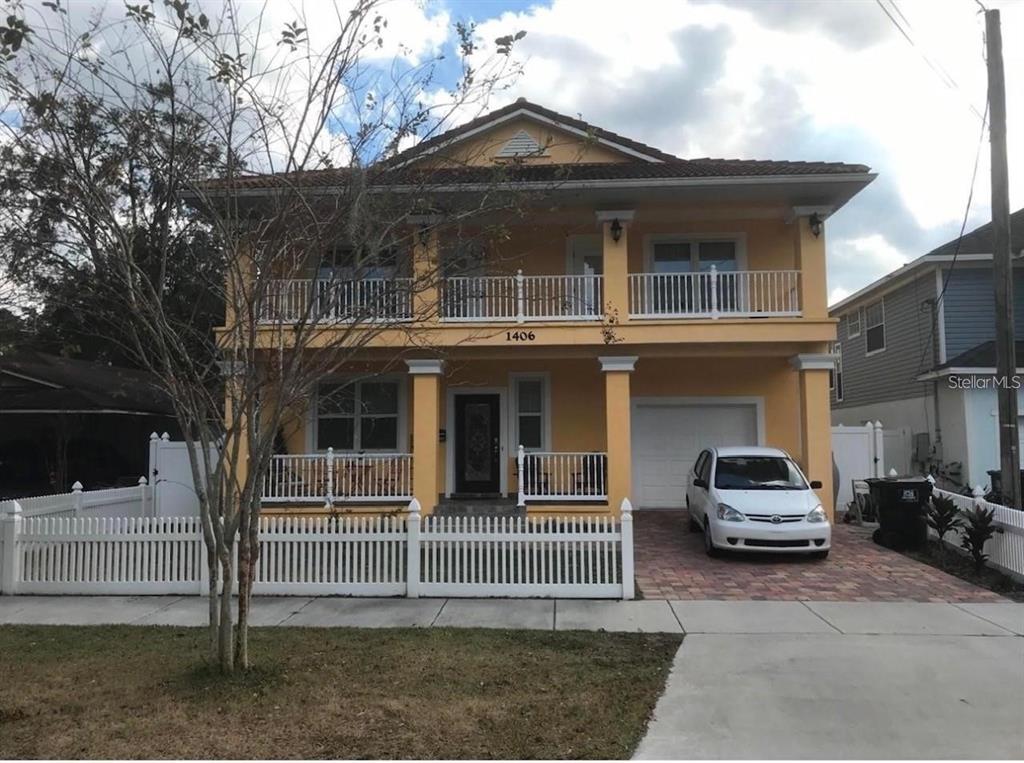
[0,480,153,520]
[0,499,636,599]
[930,483,1024,582]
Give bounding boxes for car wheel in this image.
[704,520,720,557]
[810,549,829,560]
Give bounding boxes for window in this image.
[713,456,808,491]
[847,309,861,338]
[865,299,885,354]
[694,451,709,481]
[316,379,400,451]
[831,342,844,402]
[651,238,739,273]
[513,376,547,451]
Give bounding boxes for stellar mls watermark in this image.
[947,374,1023,390]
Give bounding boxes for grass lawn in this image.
[0,625,681,759]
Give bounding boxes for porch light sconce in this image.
[610,218,623,242]
[809,213,823,238]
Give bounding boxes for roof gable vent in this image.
[495,129,545,158]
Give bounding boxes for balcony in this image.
[629,269,801,319]
[263,451,413,504]
[260,278,413,323]
[442,273,603,322]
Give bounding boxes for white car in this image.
[685,446,831,558]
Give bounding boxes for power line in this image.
[875,0,986,121]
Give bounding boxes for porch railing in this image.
[442,272,603,322]
[629,268,801,319]
[260,278,414,323]
[516,446,608,505]
[263,451,413,504]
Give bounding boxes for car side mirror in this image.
[809,480,823,489]
[693,478,708,489]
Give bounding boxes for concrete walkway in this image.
[0,595,1021,634]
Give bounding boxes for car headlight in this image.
[806,505,827,523]
[716,503,746,522]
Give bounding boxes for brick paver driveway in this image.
[634,510,1003,602]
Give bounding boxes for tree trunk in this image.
[235,538,251,670]
[207,547,219,663]
[218,554,235,674]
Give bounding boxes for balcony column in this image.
[790,208,830,320]
[596,210,634,323]
[407,359,443,513]
[599,355,637,514]
[790,353,836,518]
[409,216,442,323]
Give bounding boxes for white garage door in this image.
[632,401,759,509]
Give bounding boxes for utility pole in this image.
[985,9,1020,507]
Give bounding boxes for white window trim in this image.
[864,298,886,356]
[847,309,861,339]
[832,342,844,402]
[643,233,749,273]
[307,374,408,453]
[508,372,552,452]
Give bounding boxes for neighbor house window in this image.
[513,376,547,451]
[847,309,861,338]
[865,299,885,354]
[316,379,400,451]
[831,342,844,402]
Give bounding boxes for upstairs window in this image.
[865,299,885,354]
[847,309,861,338]
[316,379,400,451]
[650,238,739,273]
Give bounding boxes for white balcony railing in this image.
[263,451,413,504]
[442,272,603,322]
[516,446,608,505]
[629,268,801,319]
[260,279,414,323]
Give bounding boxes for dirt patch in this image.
[0,625,681,759]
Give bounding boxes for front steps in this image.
[433,497,525,519]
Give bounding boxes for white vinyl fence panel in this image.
[0,481,152,519]
[832,422,884,510]
[1,499,636,599]
[931,484,1024,581]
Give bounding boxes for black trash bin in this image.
[866,477,932,551]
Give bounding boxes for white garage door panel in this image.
[633,403,758,508]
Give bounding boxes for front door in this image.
[454,394,502,495]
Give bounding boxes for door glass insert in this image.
[463,402,493,482]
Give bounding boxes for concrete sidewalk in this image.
[0,595,1021,634]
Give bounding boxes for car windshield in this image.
[714,456,807,490]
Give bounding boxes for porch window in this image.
[650,237,739,313]
[865,299,885,354]
[513,376,547,451]
[316,379,399,451]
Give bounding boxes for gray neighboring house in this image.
[829,208,1024,490]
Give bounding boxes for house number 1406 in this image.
[506,330,536,342]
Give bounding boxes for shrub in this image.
[926,495,963,560]
[960,505,997,573]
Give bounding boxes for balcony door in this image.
[567,235,603,317]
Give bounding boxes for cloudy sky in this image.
[391,0,1023,304]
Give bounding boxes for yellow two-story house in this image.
[238,99,873,519]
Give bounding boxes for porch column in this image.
[790,207,830,320]
[409,216,441,323]
[596,210,634,323]
[407,359,443,513]
[791,353,836,518]
[600,356,637,514]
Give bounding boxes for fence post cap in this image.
[408,497,422,516]
[71,481,84,492]
[925,474,936,485]
[160,432,171,441]
[887,468,898,477]
[138,476,148,486]
[2,500,23,517]
[873,420,883,429]
[972,484,986,498]
[149,431,160,441]
[620,497,633,517]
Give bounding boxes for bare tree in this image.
[0,0,537,671]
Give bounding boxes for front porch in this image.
[259,350,835,517]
